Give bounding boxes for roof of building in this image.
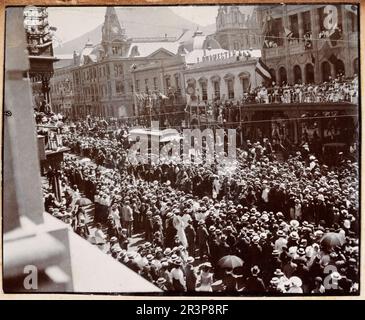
[53,55,74,69]
[127,41,180,58]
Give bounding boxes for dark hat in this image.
[251,265,260,276]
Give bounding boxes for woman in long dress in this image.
[212,175,220,200]
[196,263,214,292]
[171,259,186,292]
[173,213,188,248]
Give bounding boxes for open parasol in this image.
[320,232,345,251]
[75,197,93,207]
[217,255,244,270]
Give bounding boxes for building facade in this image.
[214,5,262,51]
[50,7,190,119]
[183,52,261,103]
[256,4,359,85]
[50,57,74,116]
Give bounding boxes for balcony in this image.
[264,46,286,58]
[289,41,305,55]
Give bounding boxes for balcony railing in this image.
[264,46,286,58]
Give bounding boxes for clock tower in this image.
[101,7,130,57]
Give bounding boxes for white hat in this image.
[290,276,303,287]
[330,272,342,281]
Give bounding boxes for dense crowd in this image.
[42,118,359,295]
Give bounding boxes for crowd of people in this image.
[41,116,359,295]
[248,75,358,104]
[189,75,358,127]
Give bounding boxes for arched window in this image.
[224,74,235,99]
[198,77,208,101]
[278,67,287,85]
[239,72,251,93]
[321,61,331,82]
[305,63,314,84]
[211,75,221,100]
[293,65,302,84]
[334,59,345,77]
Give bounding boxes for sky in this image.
[47,6,220,44]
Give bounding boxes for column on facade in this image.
[310,8,321,83]
[282,6,293,85]
[159,70,165,95]
[233,74,242,100]
[207,76,214,101]
[330,62,336,79]
[298,11,304,40]
[221,77,228,100]
[341,6,352,78]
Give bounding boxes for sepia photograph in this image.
[2,3,361,296]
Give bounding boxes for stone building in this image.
[255,4,359,85]
[214,5,262,51]
[183,50,262,103]
[50,7,194,119]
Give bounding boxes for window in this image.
[201,81,207,101]
[227,79,234,99]
[112,46,120,55]
[116,80,125,94]
[302,11,311,34]
[174,74,181,94]
[266,18,283,47]
[114,64,123,77]
[165,76,171,90]
[289,14,299,39]
[234,41,239,50]
[213,81,220,100]
[135,80,140,92]
[153,77,158,90]
[144,79,149,92]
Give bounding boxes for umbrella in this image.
[320,232,345,251]
[75,197,92,207]
[217,255,244,270]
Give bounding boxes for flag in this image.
[345,4,358,15]
[255,58,272,81]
